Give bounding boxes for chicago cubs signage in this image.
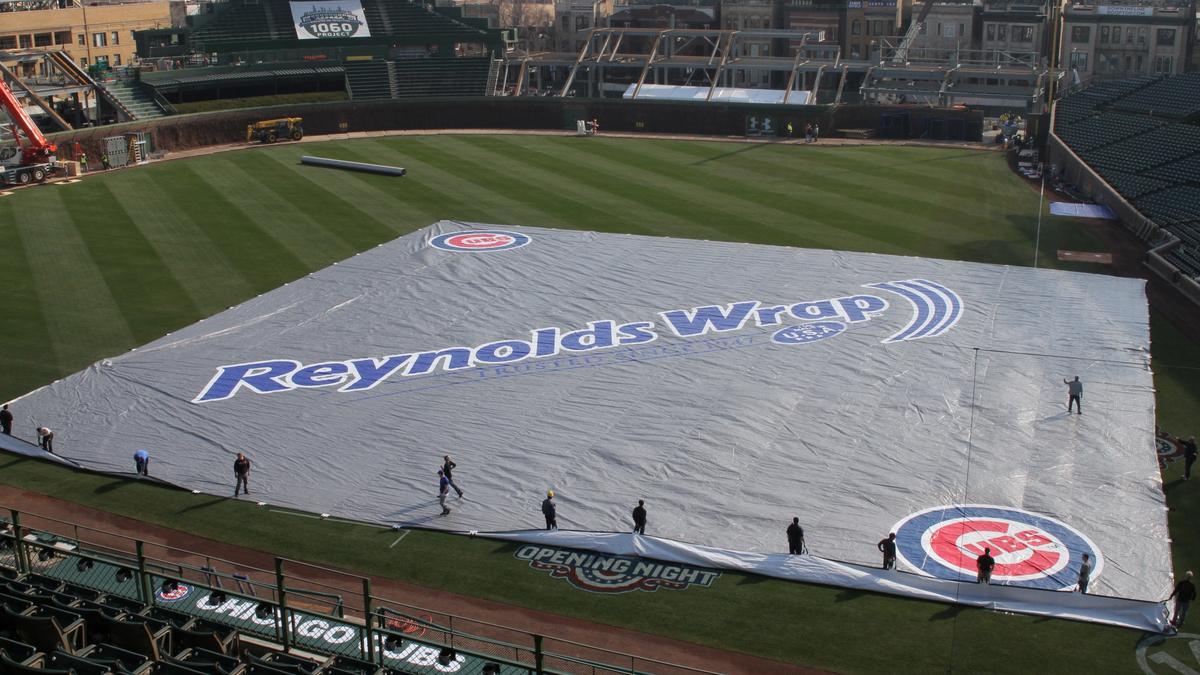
[155,583,192,602]
[514,545,720,593]
[1157,435,1183,467]
[193,269,963,403]
[892,505,1102,591]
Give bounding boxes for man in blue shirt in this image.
[134,449,149,476]
[437,470,451,516]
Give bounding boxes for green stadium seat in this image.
[100,613,173,660]
[5,605,87,654]
[167,646,246,674]
[1,649,66,674]
[0,636,41,665]
[173,617,238,655]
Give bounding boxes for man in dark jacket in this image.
[542,491,557,530]
[878,532,897,570]
[976,547,996,584]
[632,500,647,535]
[442,455,464,497]
[0,404,12,435]
[234,452,251,496]
[787,518,804,554]
[1184,436,1197,481]
[1170,571,1197,628]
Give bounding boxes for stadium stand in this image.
[136,0,502,102]
[0,513,706,674]
[1051,74,1200,290]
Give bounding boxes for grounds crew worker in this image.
[542,490,557,530]
[234,452,251,496]
[878,532,897,570]
[0,404,12,435]
[787,517,804,554]
[1064,376,1083,414]
[632,500,647,535]
[976,547,996,583]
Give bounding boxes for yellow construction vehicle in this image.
[247,117,304,144]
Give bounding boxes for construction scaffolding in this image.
[499,26,1050,112]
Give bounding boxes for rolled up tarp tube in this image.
[300,156,407,176]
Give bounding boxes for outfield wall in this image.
[47,98,982,160]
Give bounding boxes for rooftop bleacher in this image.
[1054,74,1200,278]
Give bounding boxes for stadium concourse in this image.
[1,222,1171,632]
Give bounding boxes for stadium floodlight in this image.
[115,568,132,583]
[210,590,228,604]
[75,558,94,572]
[161,579,179,593]
[437,647,458,666]
[36,548,54,562]
[383,635,402,651]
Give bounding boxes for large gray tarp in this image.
[10,222,1168,610]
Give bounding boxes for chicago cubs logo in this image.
[892,505,1102,591]
[430,230,531,252]
[513,545,719,594]
[155,583,192,602]
[772,321,846,345]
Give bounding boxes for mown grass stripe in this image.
[0,199,60,392]
[16,188,137,371]
[279,140,470,230]
[184,156,356,269]
[61,180,204,345]
[527,136,898,252]
[434,135,733,240]
[103,169,257,317]
[145,163,311,294]
[234,150,400,248]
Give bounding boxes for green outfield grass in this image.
[1,135,1198,674]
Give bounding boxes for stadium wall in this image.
[46,98,982,158]
[1046,111,1200,306]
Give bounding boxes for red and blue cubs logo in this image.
[155,583,192,602]
[430,230,530,252]
[892,505,1102,591]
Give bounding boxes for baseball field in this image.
[1,133,1198,673]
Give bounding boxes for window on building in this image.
[111,31,119,45]
[19,35,32,48]
[1125,27,1134,44]
[986,24,996,41]
[1100,26,1109,43]
[114,54,122,66]
[997,24,1007,40]
[1124,54,1131,70]
[1069,51,1088,71]
[34,33,52,47]
[78,33,85,46]
[0,36,16,50]
[79,57,88,66]
[1112,26,1121,43]
[1071,26,1089,43]
[93,33,107,47]
[1155,55,1173,72]
[574,16,588,30]
[1157,28,1175,46]
[852,20,861,34]
[959,23,965,38]
[54,31,71,44]
[1138,27,1147,45]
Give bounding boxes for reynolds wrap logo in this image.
[514,545,720,593]
[297,4,363,38]
[193,279,963,403]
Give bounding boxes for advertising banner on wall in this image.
[290,1,371,39]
